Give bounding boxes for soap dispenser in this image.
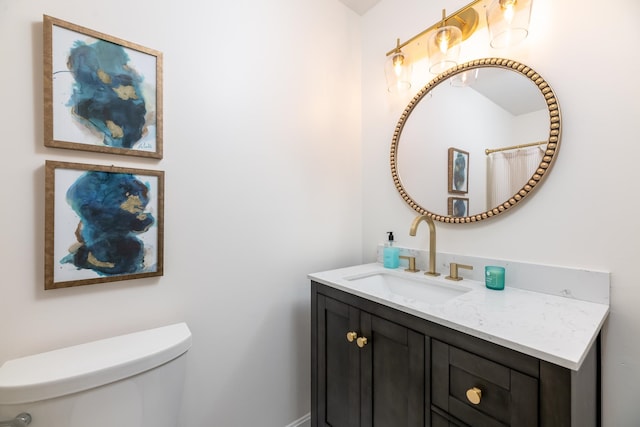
[383,232,400,269]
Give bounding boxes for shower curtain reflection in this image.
[487,145,545,208]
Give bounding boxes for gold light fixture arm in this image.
[392,38,401,54]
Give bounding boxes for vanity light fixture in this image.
[427,9,463,75]
[385,39,412,93]
[486,0,533,49]
[385,0,533,86]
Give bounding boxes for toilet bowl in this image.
[0,323,191,427]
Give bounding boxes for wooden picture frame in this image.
[448,147,469,194]
[44,15,163,159]
[448,197,469,218]
[45,161,164,289]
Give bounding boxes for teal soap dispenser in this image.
[383,232,400,269]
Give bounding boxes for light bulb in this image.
[436,28,451,54]
[393,54,405,76]
[503,3,515,23]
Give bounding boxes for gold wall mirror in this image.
[391,58,561,223]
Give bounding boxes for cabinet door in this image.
[316,295,361,427]
[360,312,426,427]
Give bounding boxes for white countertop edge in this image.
[309,263,609,371]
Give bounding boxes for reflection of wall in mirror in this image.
[398,81,511,215]
[511,109,549,145]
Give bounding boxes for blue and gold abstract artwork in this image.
[44,15,162,158]
[45,161,164,289]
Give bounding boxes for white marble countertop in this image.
[309,263,609,371]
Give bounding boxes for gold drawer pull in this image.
[356,337,368,348]
[346,331,358,342]
[466,387,482,405]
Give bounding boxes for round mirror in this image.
[391,58,561,223]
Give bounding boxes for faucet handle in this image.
[445,263,473,281]
[399,255,419,273]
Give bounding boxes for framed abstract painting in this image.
[45,161,164,289]
[448,197,469,218]
[448,147,469,194]
[43,15,163,159]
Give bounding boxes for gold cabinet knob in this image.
[356,337,368,348]
[346,331,358,342]
[466,387,482,405]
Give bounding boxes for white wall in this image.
[4,0,639,425]
[361,0,640,425]
[0,0,362,426]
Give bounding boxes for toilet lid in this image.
[0,323,191,405]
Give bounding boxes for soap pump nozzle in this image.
[387,231,395,246]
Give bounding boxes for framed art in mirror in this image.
[448,147,469,194]
[448,197,469,217]
[45,161,164,289]
[43,15,163,159]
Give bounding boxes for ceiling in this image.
[471,68,544,116]
[338,0,382,15]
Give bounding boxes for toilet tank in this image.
[0,323,192,427]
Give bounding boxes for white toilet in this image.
[0,323,191,427]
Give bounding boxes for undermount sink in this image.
[345,271,471,305]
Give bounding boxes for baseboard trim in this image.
[285,413,310,427]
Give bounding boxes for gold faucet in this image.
[409,215,440,276]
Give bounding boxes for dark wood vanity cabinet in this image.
[311,281,601,427]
